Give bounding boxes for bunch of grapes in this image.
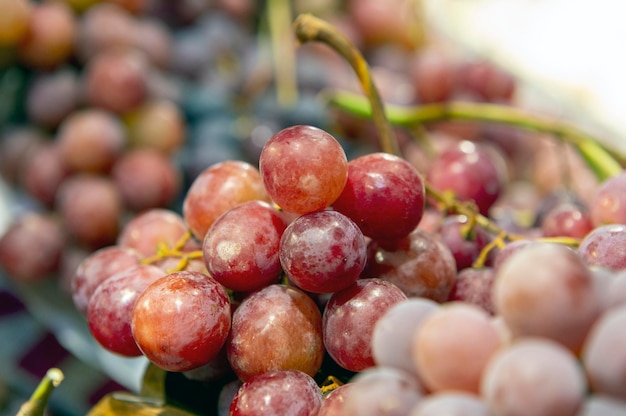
[2,2,626,416]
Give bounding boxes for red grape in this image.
[202,201,287,292]
[323,278,407,372]
[227,284,324,381]
[279,210,366,294]
[71,245,141,314]
[259,125,348,214]
[229,370,323,416]
[578,224,626,272]
[131,270,231,372]
[332,152,425,241]
[364,228,457,302]
[0,212,65,283]
[87,264,164,356]
[183,160,269,241]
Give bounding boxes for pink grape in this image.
[279,210,366,294]
[342,367,423,416]
[412,302,501,393]
[590,170,626,226]
[481,338,587,416]
[493,242,602,351]
[582,306,626,400]
[409,392,489,416]
[371,297,439,377]
[259,125,348,214]
[578,224,626,272]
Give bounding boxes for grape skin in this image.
[229,370,322,416]
[582,305,626,400]
[203,201,286,292]
[481,338,587,416]
[227,284,324,381]
[412,302,501,394]
[131,271,231,372]
[493,242,602,352]
[323,278,408,372]
[279,210,366,294]
[259,125,348,214]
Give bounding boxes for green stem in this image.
[17,368,64,416]
[293,13,400,156]
[326,90,623,181]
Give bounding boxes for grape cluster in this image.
[1,2,626,416]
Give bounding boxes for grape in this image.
[75,2,136,62]
[582,306,626,400]
[227,284,324,381]
[456,60,516,103]
[409,46,456,104]
[131,270,231,372]
[427,141,507,216]
[578,224,626,272]
[590,170,626,226]
[412,302,501,393]
[492,239,536,273]
[279,210,366,294]
[448,267,496,315]
[183,160,269,241]
[87,264,164,357]
[25,68,80,129]
[18,143,70,208]
[323,278,407,372]
[437,215,493,271]
[17,1,76,69]
[481,339,587,416]
[259,125,348,214]
[56,174,123,249]
[364,228,457,302]
[494,242,602,352]
[111,148,182,212]
[540,203,593,239]
[317,383,356,416]
[229,370,323,416]
[332,152,425,241]
[409,392,489,416]
[342,367,423,416]
[83,47,150,114]
[0,213,65,283]
[202,200,286,292]
[132,18,173,69]
[71,245,141,315]
[0,127,44,184]
[117,208,192,258]
[371,297,439,377]
[57,108,127,174]
[606,270,626,309]
[125,98,185,154]
[0,0,31,46]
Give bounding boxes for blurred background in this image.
[1,0,623,414]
